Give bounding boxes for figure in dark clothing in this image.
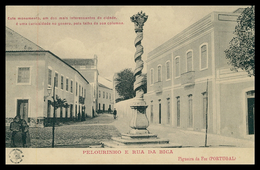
[113,109,117,119]
[21,119,31,147]
[10,116,31,147]
[108,107,111,114]
[10,116,22,147]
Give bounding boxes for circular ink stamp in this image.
[9,149,24,164]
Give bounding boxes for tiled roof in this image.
[233,8,245,13]
[98,83,112,90]
[6,27,45,51]
[6,50,90,84]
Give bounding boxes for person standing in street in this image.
[21,119,31,147]
[10,115,22,147]
[113,108,117,119]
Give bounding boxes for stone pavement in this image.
[6,114,254,148]
[111,115,254,148]
[147,124,254,148]
[6,114,121,148]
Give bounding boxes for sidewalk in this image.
[147,124,254,148]
[111,117,254,148]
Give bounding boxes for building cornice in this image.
[146,11,240,64]
[147,13,214,63]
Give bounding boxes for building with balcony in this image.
[62,57,99,115]
[98,82,114,113]
[6,27,93,127]
[144,9,254,139]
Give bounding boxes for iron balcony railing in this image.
[153,81,163,93]
[181,71,195,86]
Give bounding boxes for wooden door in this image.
[17,99,28,122]
[159,103,161,124]
[248,98,255,135]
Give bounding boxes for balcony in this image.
[79,96,85,104]
[181,71,195,86]
[153,81,163,93]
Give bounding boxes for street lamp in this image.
[44,87,52,101]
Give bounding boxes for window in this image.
[176,96,180,127]
[84,89,86,98]
[76,82,78,96]
[103,91,105,98]
[48,69,52,85]
[79,85,81,96]
[99,90,101,98]
[188,94,193,128]
[150,68,154,85]
[166,61,170,80]
[202,92,208,129]
[175,56,180,78]
[200,44,208,70]
[17,67,30,84]
[109,93,111,99]
[66,78,69,91]
[54,72,58,87]
[70,80,73,93]
[61,76,64,90]
[157,65,162,82]
[186,50,193,72]
[106,92,108,99]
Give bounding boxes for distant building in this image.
[98,82,114,112]
[6,27,93,127]
[62,57,99,115]
[144,9,254,139]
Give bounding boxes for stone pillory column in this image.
[129,11,149,134]
[102,11,181,148]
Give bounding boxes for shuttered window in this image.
[17,67,30,83]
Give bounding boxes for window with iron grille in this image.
[17,67,30,83]
[66,78,69,91]
[48,69,52,85]
[61,76,64,89]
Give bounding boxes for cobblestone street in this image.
[6,114,121,148]
[6,113,254,148]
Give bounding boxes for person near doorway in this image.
[113,108,117,119]
[10,115,22,147]
[21,119,31,147]
[108,107,111,114]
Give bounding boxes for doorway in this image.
[70,104,73,120]
[176,97,180,127]
[17,99,29,122]
[247,90,255,135]
[159,103,161,124]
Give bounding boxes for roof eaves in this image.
[6,50,90,84]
